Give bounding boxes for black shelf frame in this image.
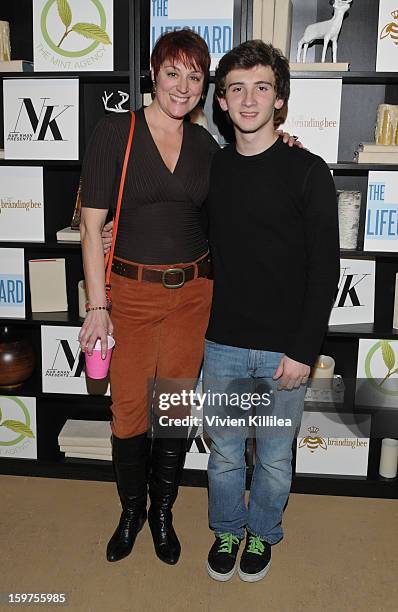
[0,71,130,82]
[0,457,396,498]
[289,71,398,84]
[1,317,398,340]
[0,159,81,166]
[2,0,398,499]
[0,241,81,250]
[201,71,398,85]
[331,163,398,171]
[2,159,398,171]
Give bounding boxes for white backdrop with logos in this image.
[329,258,376,326]
[364,171,398,253]
[296,410,371,477]
[0,247,25,318]
[33,0,114,72]
[279,78,342,163]
[0,166,44,242]
[356,338,398,408]
[3,78,79,160]
[0,396,37,459]
[376,0,398,72]
[150,0,234,71]
[41,325,110,395]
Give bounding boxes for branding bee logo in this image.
[380,10,398,45]
[298,426,327,453]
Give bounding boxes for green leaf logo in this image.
[57,0,72,28]
[71,22,111,45]
[41,0,111,58]
[54,2,112,50]
[381,340,395,371]
[1,420,35,439]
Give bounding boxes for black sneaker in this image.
[238,533,272,582]
[207,533,242,581]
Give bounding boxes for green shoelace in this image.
[246,535,265,555]
[217,533,240,554]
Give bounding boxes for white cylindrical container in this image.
[379,438,398,479]
[0,21,11,61]
[337,190,361,250]
[78,280,88,319]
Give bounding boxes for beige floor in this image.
[1,475,397,612]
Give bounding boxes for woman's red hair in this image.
[151,30,210,81]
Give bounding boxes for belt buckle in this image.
[162,267,185,289]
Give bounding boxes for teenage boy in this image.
[204,40,340,583]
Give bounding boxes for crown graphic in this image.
[308,425,319,435]
[391,9,398,19]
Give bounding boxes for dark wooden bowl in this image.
[0,326,35,389]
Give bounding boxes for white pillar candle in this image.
[379,438,398,479]
[393,273,398,330]
[312,355,335,378]
[311,355,335,388]
[78,280,88,319]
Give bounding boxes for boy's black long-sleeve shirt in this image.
[205,138,340,367]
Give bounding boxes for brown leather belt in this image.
[112,254,212,288]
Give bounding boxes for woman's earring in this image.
[152,80,157,94]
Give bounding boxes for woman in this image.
[79,30,298,567]
[79,30,217,567]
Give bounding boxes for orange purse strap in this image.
[104,110,136,301]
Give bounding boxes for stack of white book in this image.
[355,142,398,164]
[252,0,292,57]
[58,419,112,461]
[56,226,81,242]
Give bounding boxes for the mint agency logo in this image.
[0,397,35,447]
[41,0,111,57]
[365,340,398,396]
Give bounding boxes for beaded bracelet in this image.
[85,303,110,313]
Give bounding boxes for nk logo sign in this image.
[3,79,79,160]
[45,338,85,378]
[329,259,375,326]
[41,325,110,395]
[8,98,74,142]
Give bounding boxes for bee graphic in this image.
[380,10,398,45]
[298,426,327,453]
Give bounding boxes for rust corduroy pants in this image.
[109,260,213,438]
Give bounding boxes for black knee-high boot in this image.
[148,437,187,565]
[106,433,151,562]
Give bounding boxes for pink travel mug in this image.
[84,335,115,379]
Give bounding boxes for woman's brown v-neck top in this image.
[81,107,219,264]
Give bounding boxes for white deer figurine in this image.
[297,0,352,63]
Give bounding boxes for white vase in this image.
[379,438,398,479]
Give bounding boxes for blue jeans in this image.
[203,340,306,544]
